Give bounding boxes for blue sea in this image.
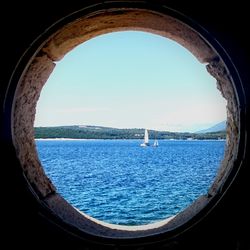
[36,139,225,226]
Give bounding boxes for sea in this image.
[36,139,226,226]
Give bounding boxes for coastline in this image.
[35,138,226,141]
[35,138,98,141]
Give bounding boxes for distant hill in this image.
[197,121,226,133]
[34,125,226,140]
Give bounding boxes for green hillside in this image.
[34,125,226,140]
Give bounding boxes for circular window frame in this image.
[10,2,245,240]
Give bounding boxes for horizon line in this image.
[34,122,226,134]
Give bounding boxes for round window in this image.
[11,5,242,239]
[34,31,227,227]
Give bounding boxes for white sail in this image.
[153,139,159,147]
[140,129,150,147]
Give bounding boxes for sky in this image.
[35,31,227,132]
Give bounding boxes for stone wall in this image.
[207,59,239,195]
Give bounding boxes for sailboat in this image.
[153,139,159,147]
[153,131,159,147]
[140,129,150,147]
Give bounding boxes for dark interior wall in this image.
[1,1,249,249]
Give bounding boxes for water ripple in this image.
[36,139,225,225]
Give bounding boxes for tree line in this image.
[34,126,226,140]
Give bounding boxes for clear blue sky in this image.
[35,31,226,132]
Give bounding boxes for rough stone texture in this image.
[206,59,239,195]
[42,10,216,63]
[44,192,209,238]
[44,193,195,238]
[164,195,211,229]
[13,53,56,197]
